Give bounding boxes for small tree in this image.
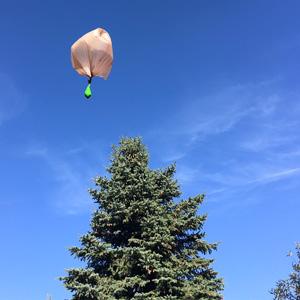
[271,243,300,300]
[61,137,223,299]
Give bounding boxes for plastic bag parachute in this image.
[71,28,113,99]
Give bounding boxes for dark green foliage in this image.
[271,243,300,300]
[61,137,223,299]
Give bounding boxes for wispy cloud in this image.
[240,134,295,152]
[203,166,300,214]
[175,164,198,184]
[0,73,26,126]
[171,85,255,143]
[26,143,106,215]
[208,167,300,196]
[151,82,285,162]
[247,167,300,184]
[148,79,300,208]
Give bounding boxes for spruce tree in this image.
[271,243,300,300]
[61,137,223,299]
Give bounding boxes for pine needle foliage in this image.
[271,243,300,300]
[61,137,223,299]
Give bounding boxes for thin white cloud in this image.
[172,85,255,143]
[175,165,198,184]
[53,162,94,215]
[205,166,300,204]
[240,135,295,152]
[26,147,48,157]
[275,149,300,159]
[26,144,103,215]
[150,80,300,206]
[162,151,186,162]
[0,73,26,125]
[177,161,300,194]
[247,167,300,185]
[152,81,284,162]
[183,106,250,144]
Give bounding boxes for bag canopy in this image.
[71,28,113,98]
[71,28,113,79]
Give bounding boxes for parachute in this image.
[71,28,113,99]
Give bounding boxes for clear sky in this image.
[1,1,299,299]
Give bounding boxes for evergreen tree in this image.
[271,243,300,300]
[61,137,223,299]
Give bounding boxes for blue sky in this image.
[1,1,300,299]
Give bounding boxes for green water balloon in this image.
[84,83,92,99]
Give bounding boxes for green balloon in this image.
[84,83,92,99]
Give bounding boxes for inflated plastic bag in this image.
[71,28,113,99]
